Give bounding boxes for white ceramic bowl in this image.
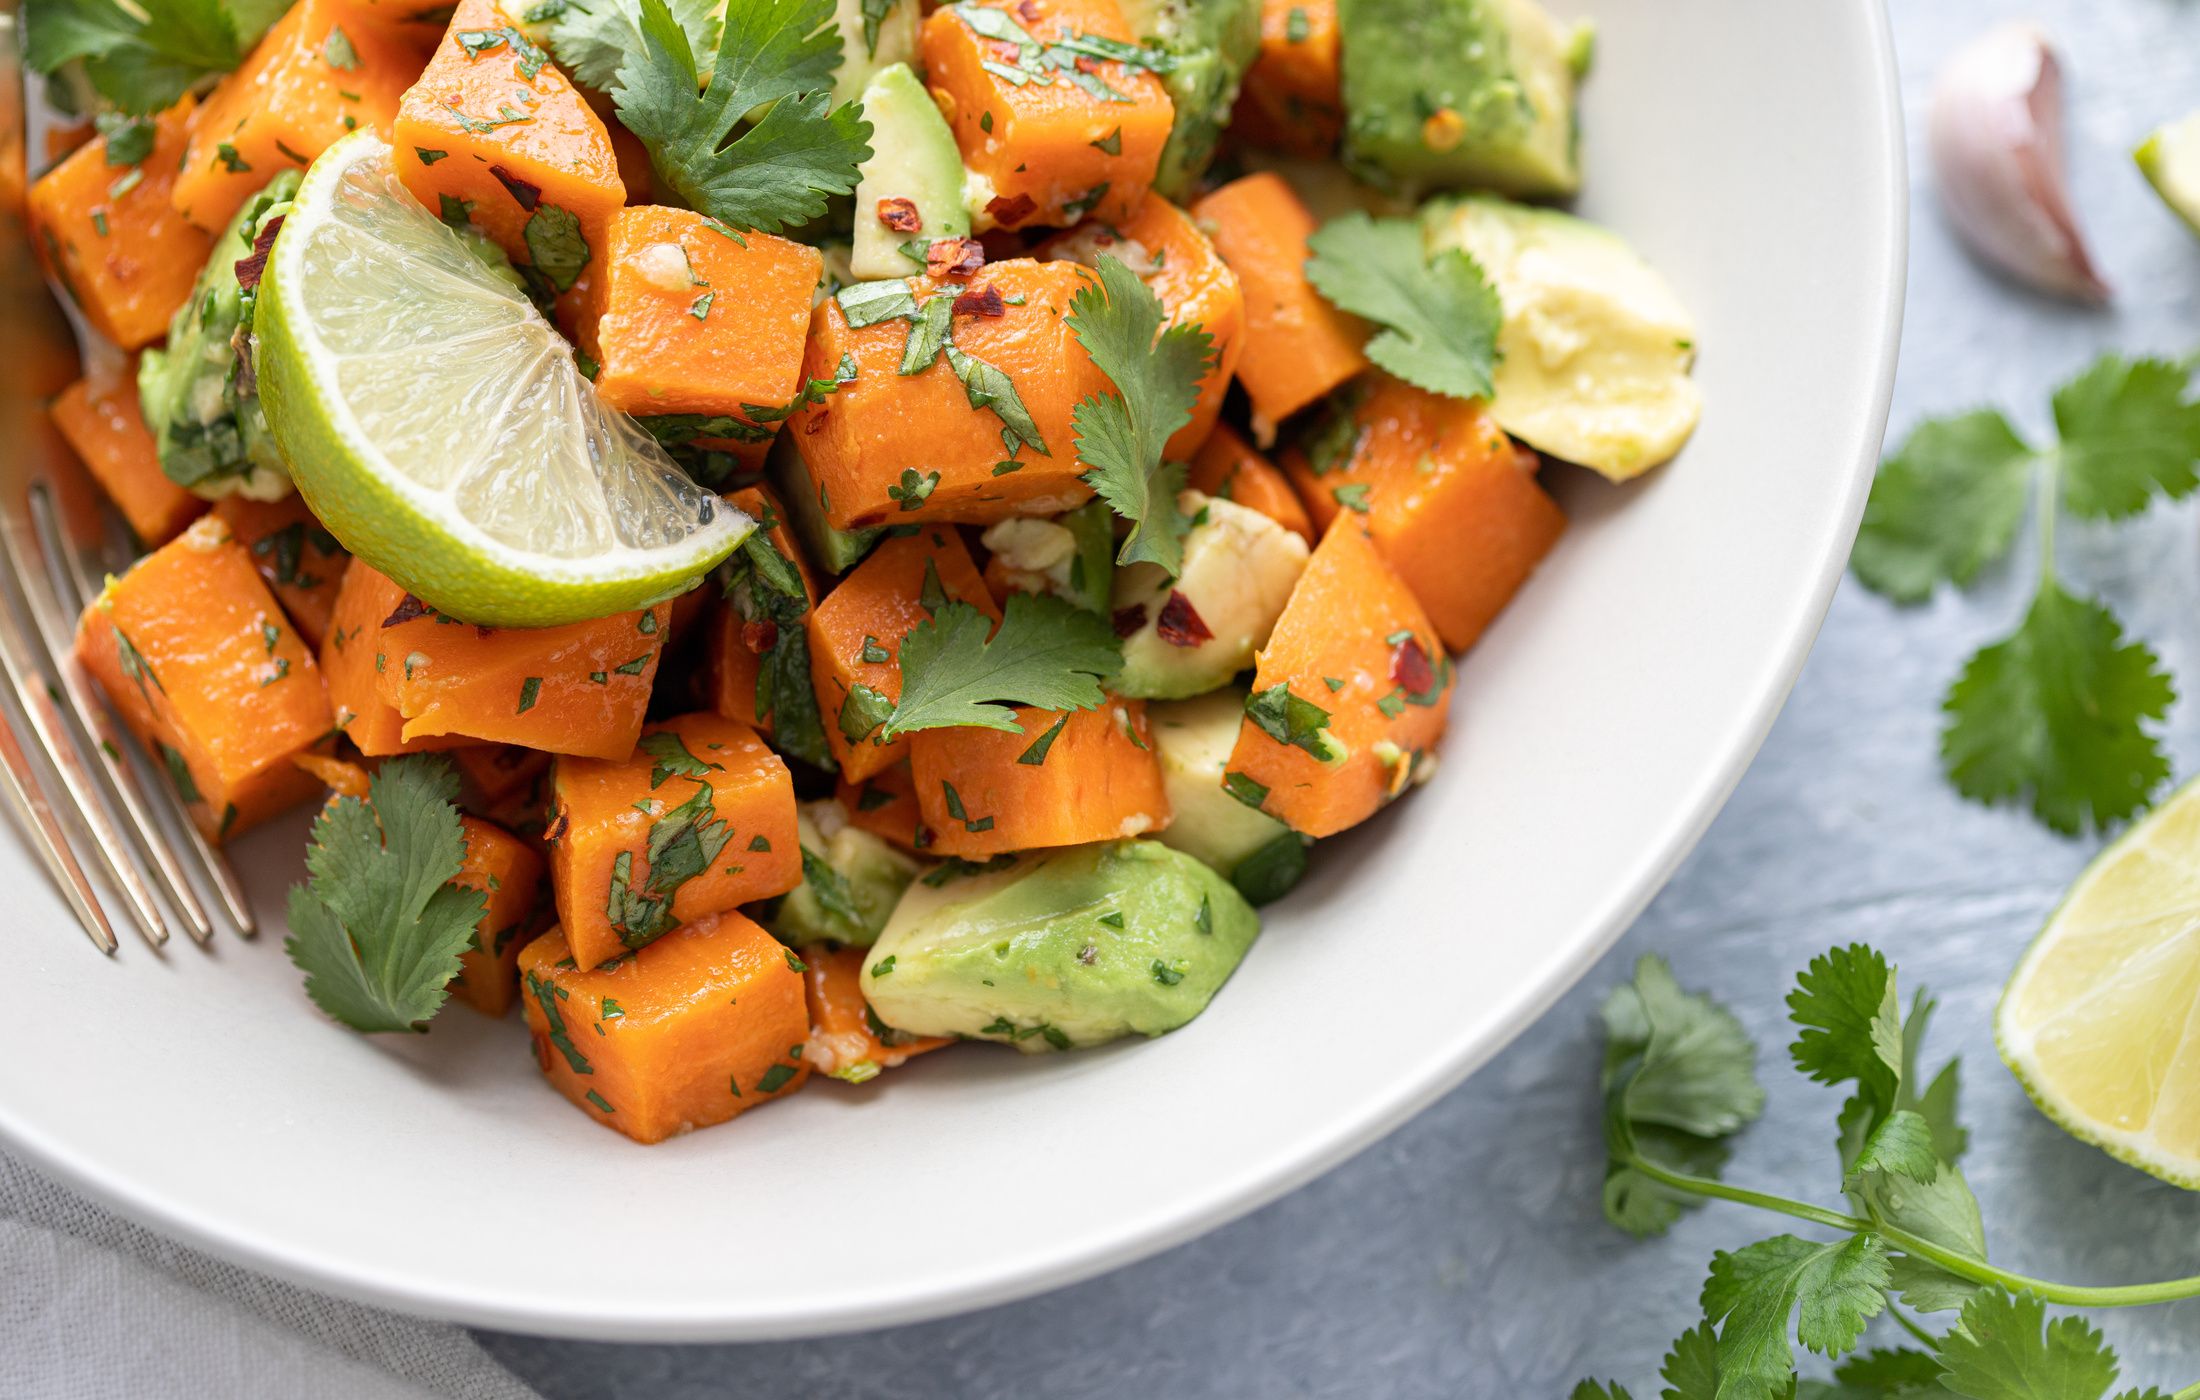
[0,0,1903,1340]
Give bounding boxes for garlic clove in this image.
[1930,23,2110,304]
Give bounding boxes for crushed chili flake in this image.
[741,619,779,654]
[953,283,1006,318]
[926,237,986,280]
[1390,636,1435,695]
[1155,591,1213,648]
[489,164,540,211]
[232,214,283,291]
[876,196,922,233]
[985,192,1038,226]
[1016,0,1040,19]
[381,594,434,628]
[1112,604,1148,638]
[544,811,569,844]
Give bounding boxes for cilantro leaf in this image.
[1702,1233,1890,1400]
[2051,356,2200,521]
[1571,1385,1634,1400]
[283,756,485,1033]
[612,0,872,234]
[25,0,256,113]
[1845,1109,1939,1191]
[880,592,1122,739]
[1851,410,2035,604]
[1067,255,1215,574]
[1935,1291,2125,1400]
[1787,944,1903,1109]
[1304,210,1503,402]
[1940,580,2174,834]
[606,781,734,948]
[1809,1348,1947,1399]
[546,0,721,91]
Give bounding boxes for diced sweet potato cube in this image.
[548,712,800,969]
[393,0,624,295]
[319,561,475,756]
[173,0,420,232]
[583,208,822,444]
[909,699,1169,858]
[807,527,999,784]
[1282,377,1563,652]
[1225,517,1450,837]
[447,814,548,1017]
[212,495,350,649]
[518,909,811,1143]
[1190,422,1312,544]
[74,515,333,842]
[922,0,1172,230]
[837,762,922,853]
[1191,173,1367,435]
[50,367,204,545]
[28,97,212,350]
[707,486,820,738]
[804,945,950,1083]
[1039,191,1242,458]
[791,260,1113,527]
[375,599,670,759]
[451,743,552,810]
[1232,0,1343,157]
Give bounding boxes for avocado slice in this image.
[766,429,884,575]
[978,498,1114,615]
[1335,0,1589,198]
[138,169,303,501]
[1148,688,1296,876]
[832,0,921,106]
[863,841,1259,1051]
[1113,493,1308,700]
[767,800,922,948]
[850,62,971,282]
[1116,0,1263,200]
[1422,194,1700,481]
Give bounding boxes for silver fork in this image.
[2,26,257,953]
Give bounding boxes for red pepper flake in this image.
[474,625,497,640]
[985,192,1038,226]
[544,811,569,844]
[953,283,1006,318]
[803,410,830,436]
[1390,636,1435,695]
[1155,591,1212,648]
[741,619,779,655]
[490,164,541,210]
[926,237,986,280]
[1112,604,1147,638]
[1016,0,1040,19]
[232,214,283,291]
[876,196,922,233]
[381,594,434,628]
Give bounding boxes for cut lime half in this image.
[257,130,750,627]
[2136,111,2200,239]
[1997,774,2200,1189]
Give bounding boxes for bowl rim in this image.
[0,0,1907,1343]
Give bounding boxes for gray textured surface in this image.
[477,3,2200,1393]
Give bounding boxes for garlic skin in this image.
[1930,23,2109,303]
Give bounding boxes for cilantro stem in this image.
[1888,1304,1939,1350]
[1626,1154,2200,1308]
[2172,1382,2200,1400]
[2036,451,2059,588]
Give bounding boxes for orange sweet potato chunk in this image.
[707,486,820,737]
[807,527,1000,784]
[837,761,922,853]
[28,96,212,350]
[213,495,351,649]
[376,597,672,758]
[909,699,1169,858]
[1191,173,1367,435]
[792,260,1113,528]
[804,946,950,1082]
[393,0,624,294]
[519,909,811,1143]
[447,814,548,1017]
[922,0,1171,231]
[1231,0,1343,157]
[583,208,822,437]
[319,561,473,757]
[548,712,800,970]
[1282,377,1564,652]
[1188,422,1312,545]
[74,515,332,842]
[50,368,204,545]
[1225,517,1450,838]
[173,0,420,232]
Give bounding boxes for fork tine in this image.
[0,701,117,954]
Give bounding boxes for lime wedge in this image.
[1997,776,2200,1188]
[2137,112,2200,238]
[256,131,750,627]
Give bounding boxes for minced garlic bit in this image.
[634,241,694,294]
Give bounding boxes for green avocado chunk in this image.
[1148,687,1295,878]
[862,840,1259,1052]
[766,801,922,949]
[137,168,302,500]
[1116,0,1263,199]
[766,429,883,575]
[850,62,971,281]
[1112,493,1308,700]
[1334,0,1589,197]
[831,0,921,106]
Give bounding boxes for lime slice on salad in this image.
[2136,111,2200,238]
[256,130,749,627]
[1997,775,2200,1188]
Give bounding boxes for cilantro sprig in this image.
[609,0,872,234]
[283,757,485,1034]
[1066,255,1216,575]
[1582,945,2200,1400]
[873,592,1122,740]
[25,0,282,114]
[1304,211,1503,404]
[544,0,720,91]
[1852,354,2200,834]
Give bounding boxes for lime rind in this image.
[258,131,750,627]
[2136,111,2200,239]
